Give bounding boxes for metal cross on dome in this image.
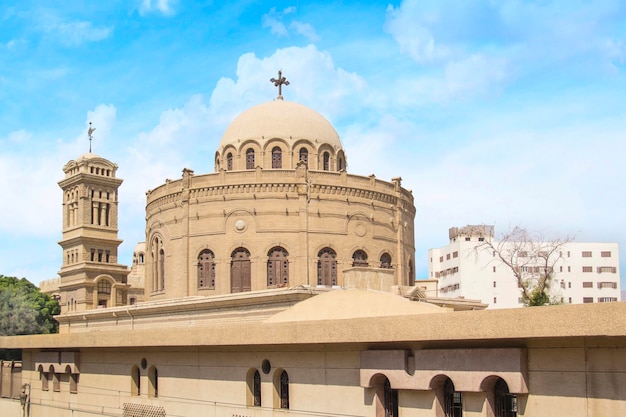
[270,70,290,100]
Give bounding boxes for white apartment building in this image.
[427,225,621,309]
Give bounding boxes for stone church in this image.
[1,76,625,417]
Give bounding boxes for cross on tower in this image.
[87,122,96,153]
[270,70,290,100]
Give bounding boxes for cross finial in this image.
[87,122,96,153]
[270,70,290,100]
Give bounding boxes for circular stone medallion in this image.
[234,219,247,232]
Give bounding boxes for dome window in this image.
[272,147,282,169]
[246,149,255,170]
[323,152,330,171]
[299,148,308,164]
[226,153,233,171]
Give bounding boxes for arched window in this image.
[52,365,60,392]
[280,370,289,409]
[383,377,398,417]
[227,153,233,171]
[299,148,308,164]
[323,152,330,171]
[131,366,140,396]
[159,249,165,290]
[138,252,144,264]
[197,249,216,289]
[380,253,392,269]
[40,366,48,391]
[317,248,337,286]
[444,378,462,417]
[272,147,282,169]
[97,279,112,308]
[253,370,262,406]
[337,154,345,171]
[494,378,517,417]
[68,366,78,394]
[352,250,368,267]
[148,366,158,398]
[151,236,165,292]
[268,247,289,287]
[246,148,255,169]
[231,248,251,293]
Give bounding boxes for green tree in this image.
[0,275,60,335]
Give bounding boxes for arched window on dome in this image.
[317,248,337,286]
[197,249,216,289]
[337,152,346,171]
[299,148,308,164]
[380,253,392,269]
[246,148,255,170]
[352,250,368,267]
[227,153,233,171]
[268,247,289,287]
[272,147,282,169]
[323,152,330,171]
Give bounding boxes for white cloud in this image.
[6,129,31,143]
[48,21,113,46]
[262,7,319,42]
[444,54,508,96]
[139,0,177,16]
[289,21,320,42]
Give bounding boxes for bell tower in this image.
[57,151,129,313]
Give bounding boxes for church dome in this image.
[218,99,343,151]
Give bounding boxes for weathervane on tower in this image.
[270,70,290,100]
[88,122,96,153]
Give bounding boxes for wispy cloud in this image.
[43,20,113,46]
[139,0,177,16]
[262,7,319,42]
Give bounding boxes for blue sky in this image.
[1,0,625,290]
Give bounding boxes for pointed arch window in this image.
[253,370,262,406]
[317,248,337,286]
[323,152,330,171]
[268,247,289,287]
[299,148,308,164]
[272,147,282,169]
[131,366,140,396]
[227,153,233,171]
[151,237,165,292]
[280,370,289,409]
[380,253,392,269]
[148,366,158,398]
[352,250,368,267]
[197,249,216,289]
[246,148,255,169]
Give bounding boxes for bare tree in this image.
[476,227,574,306]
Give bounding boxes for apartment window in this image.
[601,251,612,258]
[560,281,565,289]
[559,266,563,272]
[493,297,497,304]
[598,297,618,302]
[597,282,617,289]
[446,254,451,260]
[453,251,458,258]
[568,282,571,288]
[582,281,593,288]
[568,266,571,272]
[465,237,471,241]
[582,251,592,258]
[478,237,485,241]
[440,256,444,262]
[583,297,594,303]
[597,266,617,274]
[493,266,496,273]
[568,297,572,303]
[582,266,593,273]
[493,281,497,288]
